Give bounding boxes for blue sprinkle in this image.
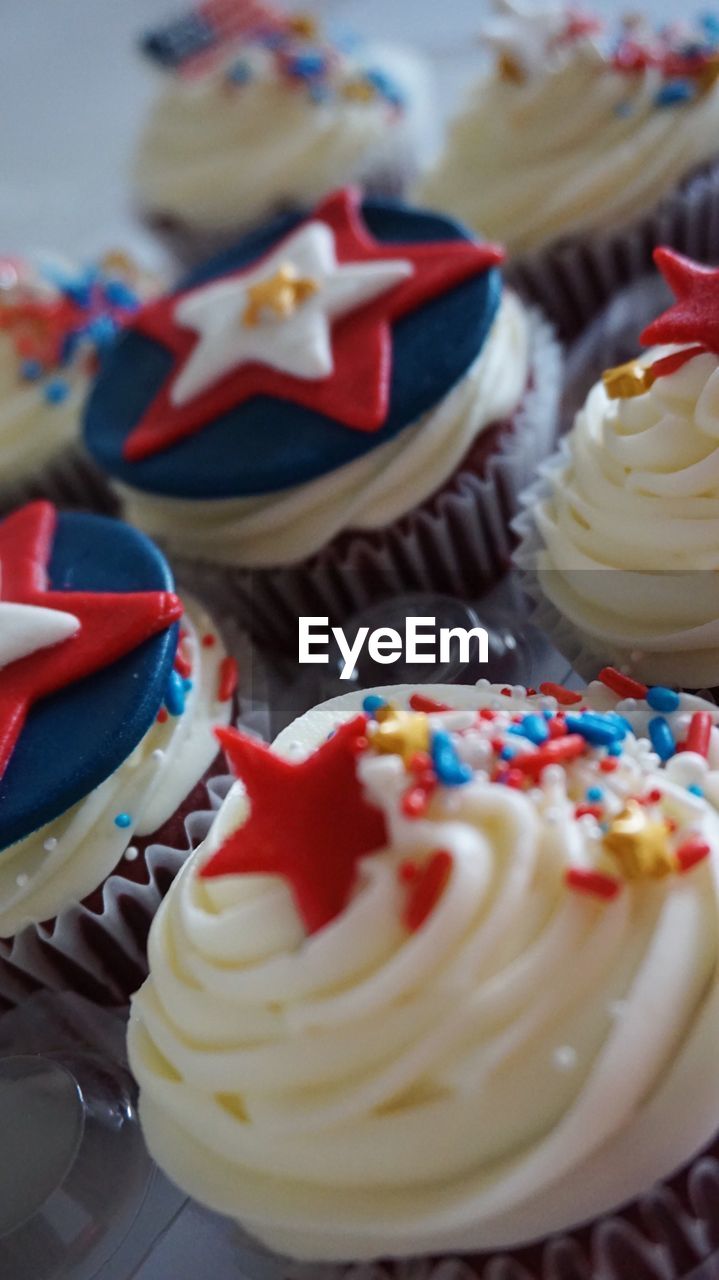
[500,743,517,760]
[43,378,70,404]
[586,785,604,803]
[165,669,186,717]
[102,279,139,309]
[655,80,695,107]
[565,713,623,747]
[226,59,252,86]
[364,67,405,106]
[362,694,386,715]
[114,812,132,829]
[182,677,193,692]
[649,716,676,761]
[86,314,119,349]
[20,358,43,381]
[59,331,81,365]
[542,709,553,720]
[688,783,705,797]
[285,52,327,80]
[520,714,549,745]
[646,686,680,713]
[607,742,623,757]
[431,729,472,786]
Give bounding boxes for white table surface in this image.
[0,1,682,1276]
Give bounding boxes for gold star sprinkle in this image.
[288,13,318,39]
[100,249,138,279]
[603,800,675,880]
[602,359,655,400]
[342,78,377,103]
[243,263,319,328]
[368,709,430,763]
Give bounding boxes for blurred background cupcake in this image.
[0,500,237,1011]
[515,246,719,691]
[0,251,159,514]
[420,1,719,339]
[133,0,435,267]
[128,678,719,1276]
[83,187,561,647]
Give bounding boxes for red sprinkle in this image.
[201,633,217,648]
[575,803,603,820]
[397,859,419,884]
[218,656,238,703]
[566,868,622,901]
[409,693,451,713]
[503,768,525,790]
[548,714,568,739]
[513,735,586,777]
[174,651,192,679]
[479,708,496,721]
[501,687,512,696]
[539,682,582,706]
[684,712,712,759]
[598,667,648,700]
[404,850,453,932]
[665,817,678,834]
[676,836,711,873]
[407,751,432,776]
[401,779,436,818]
[600,758,619,773]
[156,707,168,724]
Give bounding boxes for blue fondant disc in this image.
[0,511,179,853]
[83,199,503,499]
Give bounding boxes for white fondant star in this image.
[170,221,414,407]
[482,0,570,76]
[0,600,79,671]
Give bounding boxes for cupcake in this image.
[420,2,719,339]
[516,246,719,690]
[0,251,157,514]
[133,2,433,267]
[0,500,237,1011]
[128,677,719,1275]
[83,187,561,643]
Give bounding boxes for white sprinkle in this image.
[43,837,58,852]
[553,1045,577,1071]
[124,846,139,863]
[152,748,165,762]
[15,873,29,888]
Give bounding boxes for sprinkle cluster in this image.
[0,254,143,399]
[219,15,406,110]
[359,673,717,924]
[611,13,719,108]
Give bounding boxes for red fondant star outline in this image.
[641,248,719,379]
[201,719,387,934]
[0,501,183,781]
[123,187,505,461]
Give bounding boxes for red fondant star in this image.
[201,718,388,933]
[641,248,719,355]
[0,501,183,780]
[123,187,504,461]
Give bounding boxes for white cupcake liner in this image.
[0,443,118,517]
[506,155,719,343]
[168,305,562,649]
[0,771,235,1011]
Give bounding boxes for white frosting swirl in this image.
[115,292,529,566]
[420,43,719,255]
[533,347,719,685]
[0,597,231,934]
[135,43,431,232]
[128,681,719,1262]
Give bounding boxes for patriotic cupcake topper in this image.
[84,192,504,499]
[0,504,184,851]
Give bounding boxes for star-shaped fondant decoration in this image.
[123,188,504,461]
[641,248,719,357]
[200,718,387,934]
[0,501,183,781]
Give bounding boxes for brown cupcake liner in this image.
[0,443,119,518]
[506,155,719,343]
[167,305,561,650]
[0,760,234,1012]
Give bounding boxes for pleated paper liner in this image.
[506,155,719,343]
[166,305,562,651]
[0,443,118,518]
